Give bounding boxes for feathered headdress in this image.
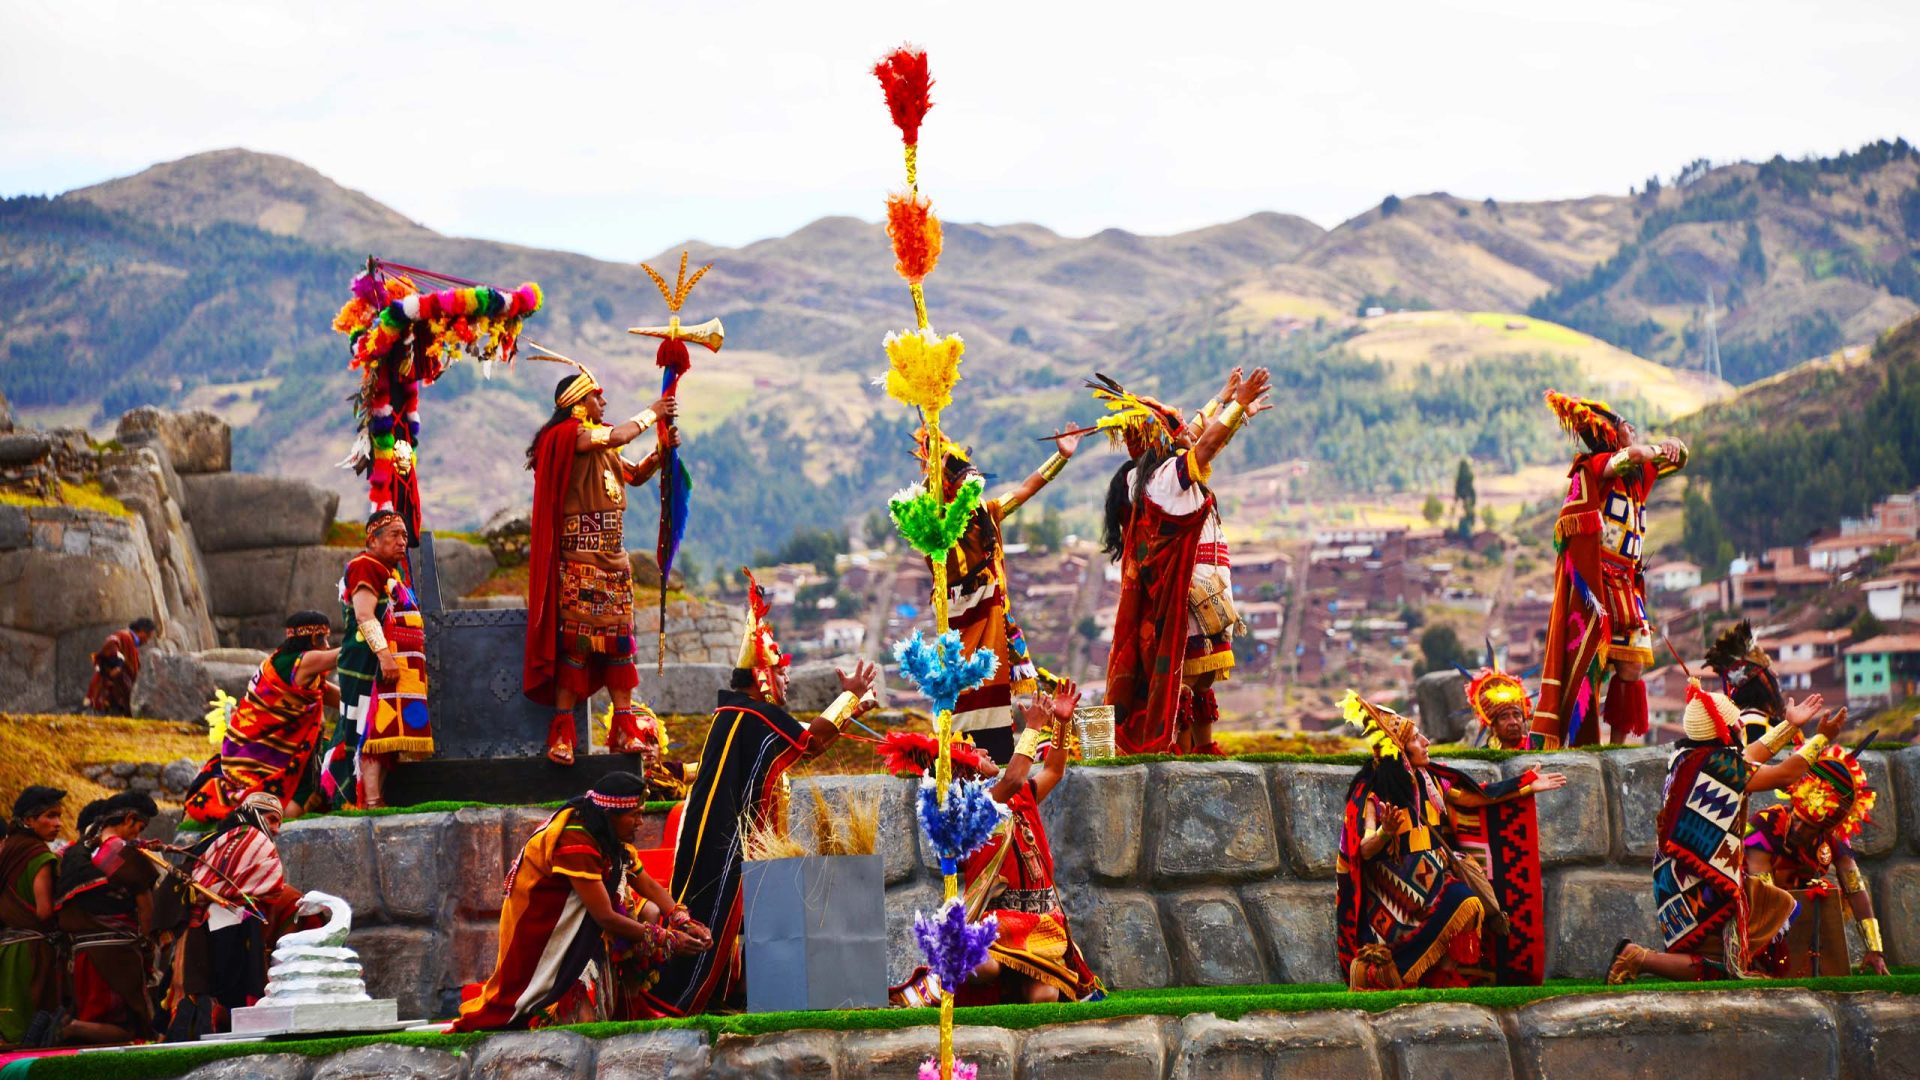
[1467,670,1531,730]
[875,731,994,781]
[1788,745,1876,840]
[736,568,790,701]
[1704,619,1784,725]
[1087,373,1185,458]
[1341,690,1418,760]
[1543,389,1626,452]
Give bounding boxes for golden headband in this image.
[557,372,600,409]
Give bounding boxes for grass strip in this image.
[22,971,1920,1080]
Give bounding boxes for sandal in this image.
[1606,938,1646,985]
[546,713,576,767]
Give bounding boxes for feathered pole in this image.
[873,43,969,1080]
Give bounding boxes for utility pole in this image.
[1703,283,1723,382]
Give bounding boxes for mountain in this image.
[6,142,1909,570]
[1528,140,1920,383]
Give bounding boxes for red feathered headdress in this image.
[736,568,789,702]
[1543,389,1627,452]
[873,46,934,146]
[875,731,994,781]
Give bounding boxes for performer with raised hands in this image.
[1101,366,1273,754]
[522,355,680,766]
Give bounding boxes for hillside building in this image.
[1844,634,1920,710]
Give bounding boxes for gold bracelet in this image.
[628,408,659,429]
[1862,917,1884,954]
[1760,721,1797,755]
[1751,871,1774,887]
[1198,397,1221,422]
[1037,451,1069,483]
[1796,734,1830,763]
[1841,867,1867,895]
[588,424,612,447]
[1013,727,1047,762]
[358,618,389,654]
[1220,401,1248,433]
[816,691,860,733]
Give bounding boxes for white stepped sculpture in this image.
[224,891,405,1037]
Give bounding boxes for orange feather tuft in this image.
[885,191,943,284]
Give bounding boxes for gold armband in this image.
[628,407,659,430]
[1862,917,1885,954]
[1759,720,1797,755]
[816,691,860,733]
[1037,451,1069,483]
[1220,401,1248,433]
[1750,871,1774,887]
[1796,734,1830,763]
[588,424,612,447]
[1840,867,1867,895]
[1198,397,1222,423]
[1013,727,1048,762]
[358,618,389,654]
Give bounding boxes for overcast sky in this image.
[3,0,1913,262]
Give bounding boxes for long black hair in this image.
[1102,459,1137,562]
[561,771,648,883]
[526,376,582,469]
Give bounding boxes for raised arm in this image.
[1189,367,1272,477]
[1747,707,1846,792]
[577,396,678,452]
[996,429,1081,518]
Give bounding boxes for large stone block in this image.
[117,407,231,474]
[278,817,382,919]
[784,661,851,712]
[596,1029,712,1080]
[1060,887,1171,990]
[885,879,942,985]
[1019,1016,1173,1080]
[201,657,264,700]
[1041,765,1146,886]
[838,1025,1017,1080]
[1173,1009,1382,1079]
[1874,860,1920,966]
[1501,752,1608,865]
[0,505,30,550]
[446,918,501,1011]
[288,545,353,618]
[1,545,159,639]
[1240,880,1341,985]
[1161,888,1268,986]
[1415,669,1472,743]
[0,626,57,712]
[131,650,216,721]
[1835,992,1920,1080]
[1896,747,1920,857]
[346,925,443,1021]
[470,1030,595,1080]
[1513,989,1839,1078]
[183,473,337,553]
[1601,746,1670,860]
[183,1054,312,1080]
[789,773,919,885]
[451,808,507,919]
[710,1030,840,1080]
[1271,763,1353,878]
[311,1044,464,1080]
[1542,868,1658,979]
[372,814,452,922]
[1370,1002,1512,1080]
[1150,762,1281,882]
[1853,751,1899,859]
[203,548,297,617]
[630,663,732,716]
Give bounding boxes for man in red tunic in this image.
[523,367,678,765]
[1532,391,1687,747]
[84,618,155,715]
[1099,368,1271,755]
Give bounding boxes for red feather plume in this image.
[873,46,934,145]
[875,731,991,780]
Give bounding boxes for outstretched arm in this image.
[577,396,678,452]
[1189,368,1272,477]
[1747,706,1846,791]
[996,430,1082,519]
[1032,680,1082,803]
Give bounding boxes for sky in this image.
[2,0,1915,263]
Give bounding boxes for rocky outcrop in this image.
[116,407,231,475]
[132,989,1920,1078]
[97,442,218,651]
[131,651,217,722]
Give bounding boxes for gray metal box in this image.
[740,854,888,1013]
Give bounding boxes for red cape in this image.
[522,418,583,706]
[1105,481,1210,755]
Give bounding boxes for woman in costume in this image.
[165,792,315,1038]
[1338,692,1567,990]
[1745,745,1889,976]
[184,612,340,825]
[0,786,64,1048]
[1531,391,1687,747]
[886,681,1104,1007]
[1102,366,1272,755]
[919,431,1078,764]
[322,510,428,808]
[1607,678,1846,984]
[52,793,161,1046]
[522,368,679,765]
[450,773,711,1031]
[644,574,878,1016]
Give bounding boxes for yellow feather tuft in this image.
[882,326,965,412]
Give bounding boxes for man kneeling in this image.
[451,773,710,1030]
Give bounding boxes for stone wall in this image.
[267,747,1920,1019]
[154,989,1920,1080]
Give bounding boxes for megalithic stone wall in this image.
[270,748,1920,1019]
